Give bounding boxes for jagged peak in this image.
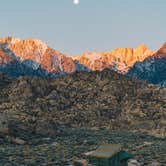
[159,42,166,53]
[113,47,133,51]
[156,42,166,55]
[0,37,48,50]
[161,42,166,48]
[136,44,149,50]
[6,37,49,63]
[18,38,48,47]
[0,36,21,45]
[134,44,153,56]
[8,38,48,52]
[108,44,150,53]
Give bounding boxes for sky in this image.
[0,0,165,55]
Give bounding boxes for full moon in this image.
[73,0,80,5]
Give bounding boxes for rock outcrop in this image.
[0,69,166,138]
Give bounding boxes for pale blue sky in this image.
[0,0,165,55]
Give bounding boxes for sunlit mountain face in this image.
[0,37,75,77]
[72,44,154,73]
[0,36,166,86]
[127,42,166,86]
[0,37,154,73]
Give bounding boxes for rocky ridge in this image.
[0,69,166,138]
[73,44,154,73]
[0,37,155,76]
[0,37,75,76]
[0,36,166,87]
[127,42,166,86]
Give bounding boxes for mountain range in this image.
[0,37,166,165]
[0,36,165,85]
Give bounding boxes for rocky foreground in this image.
[0,129,166,165]
[0,69,166,165]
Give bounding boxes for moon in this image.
[73,0,80,5]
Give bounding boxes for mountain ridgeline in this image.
[0,37,75,77]
[127,42,166,86]
[0,37,166,86]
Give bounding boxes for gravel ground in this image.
[0,129,165,166]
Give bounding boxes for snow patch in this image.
[83,52,103,62]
